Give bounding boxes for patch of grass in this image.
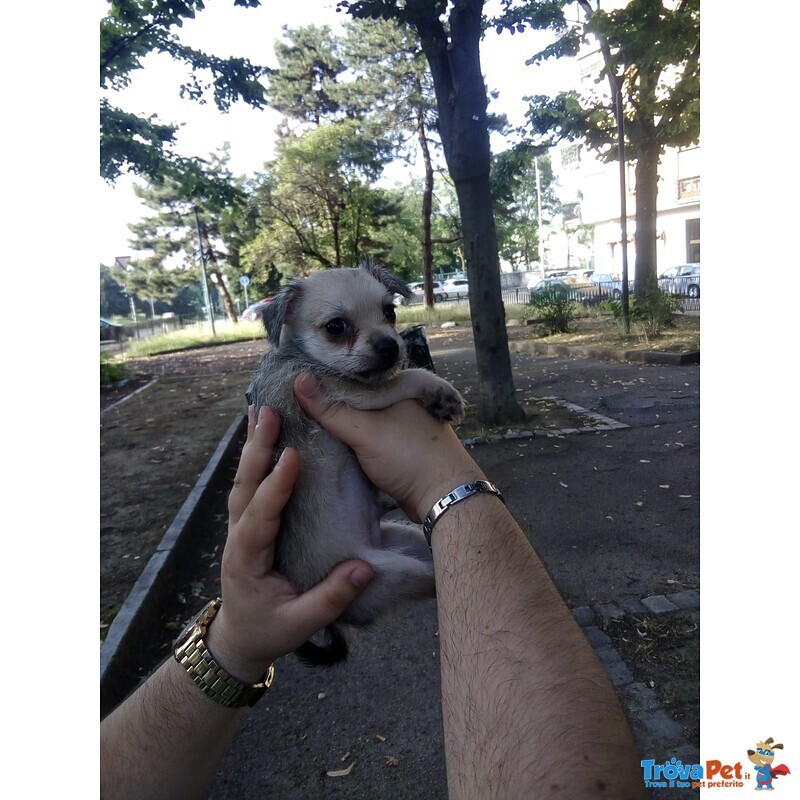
[121,320,264,358]
[100,354,128,385]
[396,303,473,325]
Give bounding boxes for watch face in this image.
[175,615,199,647]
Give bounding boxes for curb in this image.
[572,593,700,759]
[509,339,700,365]
[100,413,248,715]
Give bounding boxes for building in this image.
[556,140,700,276]
[548,2,700,278]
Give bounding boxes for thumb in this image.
[284,560,375,641]
[294,373,367,444]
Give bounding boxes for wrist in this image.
[415,464,488,523]
[204,606,274,685]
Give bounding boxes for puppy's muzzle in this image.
[373,336,400,369]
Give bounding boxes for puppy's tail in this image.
[294,624,348,666]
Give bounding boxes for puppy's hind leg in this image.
[342,544,435,627]
[379,519,432,561]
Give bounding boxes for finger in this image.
[281,560,375,642]
[293,374,374,449]
[226,447,301,574]
[229,406,282,523]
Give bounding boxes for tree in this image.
[100,0,266,194]
[126,149,245,322]
[100,264,134,318]
[342,0,525,425]
[266,24,348,126]
[521,0,700,297]
[491,144,559,270]
[243,119,397,275]
[341,17,444,307]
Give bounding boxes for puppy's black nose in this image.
[374,336,400,366]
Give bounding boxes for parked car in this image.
[441,277,469,300]
[659,263,700,298]
[565,269,594,283]
[241,297,274,322]
[529,278,582,301]
[586,273,629,299]
[400,280,447,304]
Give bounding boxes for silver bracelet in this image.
[422,480,505,548]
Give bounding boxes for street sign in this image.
[240,275,250,286]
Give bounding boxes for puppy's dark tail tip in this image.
[294,624,348,667]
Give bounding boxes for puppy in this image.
[246,263,465,665]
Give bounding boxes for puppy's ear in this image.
[262,280,303,345]
[361,261,412,299]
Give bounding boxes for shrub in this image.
[526,288,576,334]
[101,354,128,386]
[605,286,682,340]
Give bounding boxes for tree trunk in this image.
[201,225,239,323]
[417,104,436,309]
[412,0,524,424]
[633,140,659,300]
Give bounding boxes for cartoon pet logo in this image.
[747,737,791,791]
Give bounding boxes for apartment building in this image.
[556,139,701,276]
[548,3,700,278]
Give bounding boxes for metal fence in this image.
[418,284,699,313]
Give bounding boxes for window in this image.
[677,176,700,202]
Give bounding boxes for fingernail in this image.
[248,404,256,425]
[349,566,374,588]
[296,374,321,399]
[256,406,270,428]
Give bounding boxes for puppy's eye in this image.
[383,305,396,323]
[324,318,350,336]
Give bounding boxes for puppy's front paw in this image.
[423,384,465,424]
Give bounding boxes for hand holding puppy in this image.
[294,374,486,525]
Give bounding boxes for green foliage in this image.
[100,354,128,386]
[100,0,267,186]
[266,24,347,124]
[605,287,681,339]
[526,288,576,334]
[523,0,700,158]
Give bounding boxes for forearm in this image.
[100,656,244,800]
[431,496,644,800]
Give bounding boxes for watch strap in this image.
[173,598,274,708]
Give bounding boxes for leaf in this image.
[327,761,356,778]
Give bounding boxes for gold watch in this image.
[172,597,274,708]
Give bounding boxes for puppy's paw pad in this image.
[426,386,465,423]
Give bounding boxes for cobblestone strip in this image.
[461,397,629,447]
[571,590,700,761]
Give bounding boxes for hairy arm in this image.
[100,660,244,800]
[432,498,643,799]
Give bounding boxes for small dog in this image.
[246,263,465,665]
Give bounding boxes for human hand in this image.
[205,405,375,683]
[293,373,486,523]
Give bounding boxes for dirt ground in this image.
[100,320,699,750]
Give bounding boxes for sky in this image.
[97,0,578,264]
